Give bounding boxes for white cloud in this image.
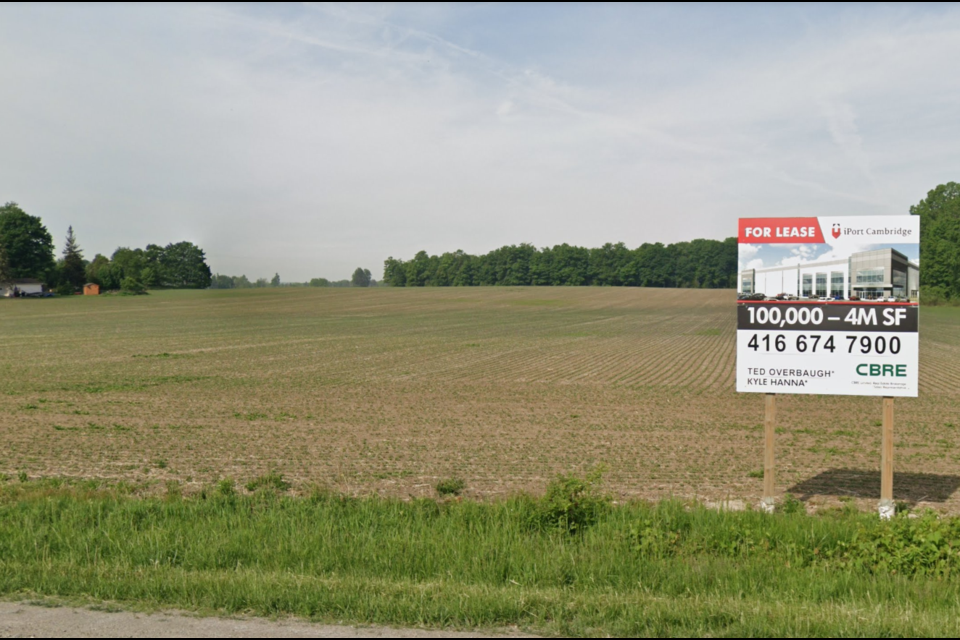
[738,243,762,271]
[1,4,958,279]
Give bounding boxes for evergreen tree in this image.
[60,226,86,292]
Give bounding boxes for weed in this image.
[836,511,960,576]
[164,480,182,501]
[234,412,268,421]
[18,471,28,483]
[245,472,290,493]
[435,478,466,497]
[776,493,805,515]
[216,478,236,497]
[530,467,610,534]
[154,459,169,470]
[747,470,764,479]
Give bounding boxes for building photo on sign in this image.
[736,217,920,398]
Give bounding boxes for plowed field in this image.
[2,288,959,511]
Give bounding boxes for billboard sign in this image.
[736,216,919,397]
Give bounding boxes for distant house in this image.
[83,283,100,296]
[1,278,44,297]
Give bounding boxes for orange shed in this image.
[83,283,100,296]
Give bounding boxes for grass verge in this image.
[2,478,960,636]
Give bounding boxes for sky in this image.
[2,3,959,281]
[739,242,920,273]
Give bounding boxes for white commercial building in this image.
[739,248,919,301]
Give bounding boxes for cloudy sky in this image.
[2,3,959,281]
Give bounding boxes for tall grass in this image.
[2,480,960,636]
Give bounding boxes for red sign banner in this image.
[738,218,825,244]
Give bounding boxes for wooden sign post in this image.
[879,396,895,520]
[762,393,777,513]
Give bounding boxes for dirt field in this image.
[2,287,959,511]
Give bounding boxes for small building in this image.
[83,283,100,296]
[1,278,44,297]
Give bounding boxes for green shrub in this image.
[120,277,148,295]
[838,511,960,577]
[530,467,610,534]
[435,478,466,497]
[920,286,960,306]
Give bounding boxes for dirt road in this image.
[0,602,535,638]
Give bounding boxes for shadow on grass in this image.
[788,469,960,503]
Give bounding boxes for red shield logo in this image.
[832,224,841,239]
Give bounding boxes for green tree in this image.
[120,276,148,295]
[111,247,146,282]
[85,254,116,289]
[59,226,86,292]
[271,273,281,287]
[143,244,166,284]
[911,182,960,301]
[0,242,11,283]
[0,202,55,280]
[211,274,234,289]
[351,268,372,287]
[140,267,158,287]
[309,277,330,287]
[160,242,212,289]
[382,258,406,286]
[385,237,739,289]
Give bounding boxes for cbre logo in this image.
[857,364,907,377]
[832,224,841,239]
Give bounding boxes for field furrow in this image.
[1,287,955,514]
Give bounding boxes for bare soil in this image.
[2,288,959,513]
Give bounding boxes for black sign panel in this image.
[737,303,918,333]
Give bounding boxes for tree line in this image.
[4,180,957,297]
[0,202,212,293]
[383,239,739,288]
[382,182,960,296]
[211,268,376,289]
